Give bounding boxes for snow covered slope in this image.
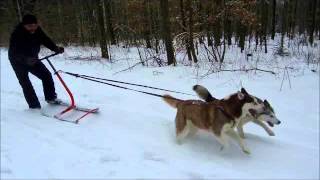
[1,47,319,179]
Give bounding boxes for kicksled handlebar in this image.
[39,52,60,61]
[39,53,61,73]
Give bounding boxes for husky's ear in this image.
[241,88,249,95]
[264,99,270,107]
[264,99,275,112]
[237,91,245,100]
[249,109,258,118]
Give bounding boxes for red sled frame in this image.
[41,53,98,124]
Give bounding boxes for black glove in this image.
[55,46,64,54]
[25,57,39,67]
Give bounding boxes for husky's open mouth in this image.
[267,121,274,127]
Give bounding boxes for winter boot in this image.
[46,98,63,105]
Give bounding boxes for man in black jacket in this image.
[8,14,64,109]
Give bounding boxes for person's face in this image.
[23,23,38,34]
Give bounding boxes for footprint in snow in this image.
[1,167,12,175]
[186,172,205,180]
[143,151,165,163]
[100,155,120,163]
[2,90,22,97]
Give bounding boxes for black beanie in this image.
[22,14,38,25]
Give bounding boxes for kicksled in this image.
[40,53,99,124]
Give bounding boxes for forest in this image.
[0,0,319,65]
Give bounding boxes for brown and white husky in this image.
[162,88,268,154]
[193,85,281,138]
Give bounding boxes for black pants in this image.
[10,61,57,108]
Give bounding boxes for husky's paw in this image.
[176,138,183,145]
[220,145,230,152]
[237,130,246,139]
[242,148,251,155]
[268,131,275,136]
[239,133,246,139]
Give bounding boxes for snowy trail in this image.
[1,48,319,179]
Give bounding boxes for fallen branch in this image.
[219,68,276,74]
[66,56,102,61]
[201,67,276,78]
[113,61,144,75]
[113,56,161,75]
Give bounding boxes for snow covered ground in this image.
[1,46,319,179]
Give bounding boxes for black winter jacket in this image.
[8,23,58,65]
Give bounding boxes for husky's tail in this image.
[162,95,181,108]
[192,85,217,102]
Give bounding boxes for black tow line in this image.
[60,71,195,99]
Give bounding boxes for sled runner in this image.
[41,100,99,124]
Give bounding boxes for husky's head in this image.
[193,85,281,126]
[237,88,266,117]
[238,88,281,127]
[249,99,281,127]
[259,100,281,127]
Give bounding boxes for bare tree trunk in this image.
[317,0,320,40]
[79,1,86,46]
[96,0,109,59]
[160,0,176,66]
[179,0,192,61]
[57,0,65,45]
[197,0,204,44]
[186,0,197,63]
[213,0,222,47]
[262,0,268,53]
[206,1,213,47]
[271,0,276,40]
[14,0,37,21]
[289,0,298,39]
[239,24,246,53]
[15,0,22,21]
[280,0,288,54]
[309,0,317,45]
[22,0,37,14]
[105,0,116,45]
[143,0,151,48]
[224,0,232,46]
[72,0,83,45]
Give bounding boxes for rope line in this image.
[61,71,195,97]
[61,72,181,100]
